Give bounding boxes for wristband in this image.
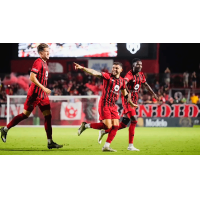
[125,94,128,99]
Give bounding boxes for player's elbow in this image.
[30,74,35,82]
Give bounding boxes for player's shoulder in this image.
[139,71,145,76]
[127,70,133,75]
[102,72,111,77]
[33,58,42,65]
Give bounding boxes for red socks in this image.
[129,121,137,144]
[7,113,28,129]
[118,122,127,130]
[90,123,107,130]
[44,115,52,139]
[106,126,119,143]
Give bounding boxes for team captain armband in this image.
[31,68,39,74]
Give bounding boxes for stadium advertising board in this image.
[88,59,113,72]
[0,103,199,127]
[18,43,157,59]
[136,117,193,127]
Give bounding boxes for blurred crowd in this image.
[0,69,200,105]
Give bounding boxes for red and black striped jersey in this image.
[28,58,49,99]
[122,70,146,105]
[100,72,125,107]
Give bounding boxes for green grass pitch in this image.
[0,127,200,155]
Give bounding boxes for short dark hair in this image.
[37,43,49,53]
[132,58,141,65]
[113,62,123,67]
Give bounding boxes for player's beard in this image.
[112,71,118,76]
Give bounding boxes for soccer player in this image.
[98,58,158,151]
[1,43,63,149]
[74,62,138,152]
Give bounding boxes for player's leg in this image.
[1,98,33,143]
[39,99,63,149]
[97,106,115,144]
[98,110,130,144]
[128,113,139,151]
[102,107,120,152]
[78,106,111,136]
[78,122,108,135]
[102,118,119,152]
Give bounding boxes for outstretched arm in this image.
[74,62,102,78]
[121,89,138,108]
[143,82,158,100]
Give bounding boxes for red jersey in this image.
[28,58,49,99]
[122,70,146,104]
[101,72,125,107]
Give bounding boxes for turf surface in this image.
[0,127,200,155]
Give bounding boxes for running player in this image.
[98,58,158,151]
[74,62,138,152]
[1,43,63,149]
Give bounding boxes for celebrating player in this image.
[98,58,158,151]
[1,43,63,149]
[74,62,138,152]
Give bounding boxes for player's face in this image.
[133,61,142,73]
[40,48,50,60]
[112,65,122,76]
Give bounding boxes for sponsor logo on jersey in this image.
[114,85,120,91]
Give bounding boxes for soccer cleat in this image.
[1,127,7,143]
[102,146,117,152]
[98,129,107,144]
[78,122,87,136]
[48,141,63,149]
[127,146,140,151]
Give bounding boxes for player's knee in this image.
[122,117,130,126]
[23,110,31,117]
[130,116,137,122]
[106,124,112,129]
[43,110,51,117]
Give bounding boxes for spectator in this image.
[191,72,197,89]
[167,97,174,106]
[183,71,189,88]
[66,72,73,82]
[164,67,171,86]
[138,96,143,104]
[180,95,187,104]
[0,86,6,103]
[159,95,166,104]
[76,73,83,83]
[152,95,158,104]
[163,92,169,102]
[154,81,160,93]
[5,85,13,95]
[173,96,179,104]
[144,95,152,104]
[190,93,199,104]
[163,82,170,93]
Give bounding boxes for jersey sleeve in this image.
[124,71,133,82]
[121,79,126,90]
[101,72,111,80]
[31,60,41,74]
[141,72,146,83]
